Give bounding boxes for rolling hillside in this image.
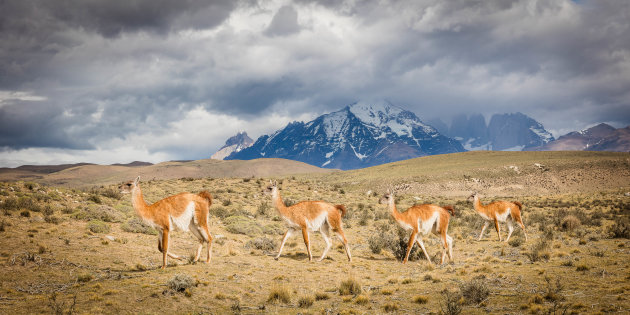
[0,158,333,187]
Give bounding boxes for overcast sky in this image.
[1,0,628,167]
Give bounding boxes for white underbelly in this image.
[397,220,414,231]
[170,202,196,232]
[306,212,327,230]
[496,209,510,222]
[283,216,301,229]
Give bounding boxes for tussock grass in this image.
[339,278,362,296]
[267,285,291,304]
[413,295,429,304]
[297,295,314,308]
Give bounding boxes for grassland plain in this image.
[0,151,628,314]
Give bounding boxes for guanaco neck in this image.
[131,185,153,220]
[472,195,485,213]
[271,188,289,216]
[388,195,403,221]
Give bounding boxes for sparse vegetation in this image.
[166,274,196,293]
[120,217,157,235]
[245,237,276,251]
[267,286,291,304]
[439,289,463,315]
[460,279,490,304]
[87,220,110,234]
[0,152,628,314]
[413,295,429,304]
[297,295,314,308]
[339,278,362,296]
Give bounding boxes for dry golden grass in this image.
[0,152,628,314]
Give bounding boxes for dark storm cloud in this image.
[0,0,238,89]
[0,0,629,166]
[212,77,304,116]
[0,100,91,150]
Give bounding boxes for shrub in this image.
[368,234,387,254]
[413,295,429,304]
[257,202,270,216]
[72,205,124,222]
[99,187,122,199]
[87,220,110,233]
[20,210,30,217]
[224,215,262,236]
[18,196,40,212]
[44,215,61,224]
[297,295,314,308]
[262,222,285,235]
[543,277,565,302]
[87,194,102,204]
[167,274,196,292]
[222,199,232,207]
[391,227,423,261]
[357,209,371,226]
[121,217,157,235]
[526,238,551,262]
[367,224,422,261]
[439,289,463,315]
[460,279,490,304]
[1,197,18,213]
[609,219,630,239]
[42,204,55,216]
[560,215,581,232]
[267,286,291,304]
[339,278,362,296]
[210,206,229,219]
[245,237,276,251]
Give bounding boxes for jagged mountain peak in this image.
[210,131,254,160]
[226,101,464,170]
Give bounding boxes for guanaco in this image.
[264,180,351,262]
[119,176,213,269]
[380,190,455,264]
[468,192,527,242]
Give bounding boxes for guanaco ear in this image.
[273,180,277,187]
[134,176,140,186]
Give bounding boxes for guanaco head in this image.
[263,180,278,196]
[378,189,394,204]
[467,191,478,201]
[119,176,140,194]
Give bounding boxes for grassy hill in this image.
[0,158,333,187]
[309,151,630,197]
[0,151,628,314]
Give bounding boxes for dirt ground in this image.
[0,153,629,314]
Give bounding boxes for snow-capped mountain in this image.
[226,101,465,170]
[443,112,554,151]
[487,113,555,150]
[530,123,630,152]
[449,113,491,150]
[211,131,254,160]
